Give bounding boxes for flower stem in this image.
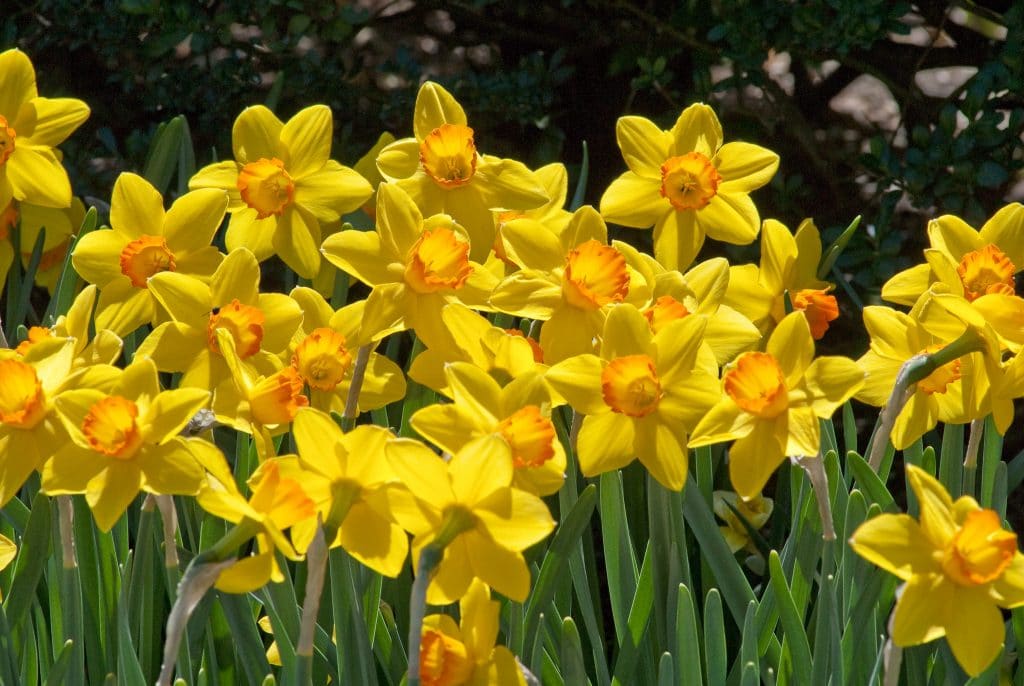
[406,543,444,686]
[793,455,835,541]
[295,519,330,685]
[342,344,372,430]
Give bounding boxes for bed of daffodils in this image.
[1,46,1024,686]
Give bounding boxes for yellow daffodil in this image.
[376,81,548,261]
[72,173,227,335]
[411,362,565,496]
[288,287,406,416]
[211,330,308,461]
[490,205,651,363]
[196,456,315,593]
[723,218,840,340]
[850,465,1024,676]
[136,247,302,390]
[279,409,408,576]
[883,203,1024,306]
[321,183,497,348]
[855,305,980,449]
[419,579,526,686]
[189,104,372,278]
[407,303,545,397]
[546,304,720,491]
[599,103,778,270]
[385,435,555,604]
[0,339,78,506]
[15,285,122,368]
[617,244,761,364]
[0,197,84,294]
[492,162,572,268]
[689,312,864,499]
[713,490,773,554]
[0,49,90,209]
[42,358,210,531]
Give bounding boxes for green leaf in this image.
[845,451,897,512]
[703,589,726,685]
[524,485,597,664]
[599,471,638,640]
[560,618,589,686]
[612,542,654,683]
[143,115,196,196]
[674,585,702,686]
[768,550,812,684]
[818,215,860,279]
[5,491,51,627]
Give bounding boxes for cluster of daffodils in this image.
[4,45,1024,681]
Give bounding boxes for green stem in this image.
[295,520,330,686]
[57,496,84,686]
[406,544,444,686]
[342,344,372,430]
[793,455,835,541]
[867,331,984,471]
[157,520,258,686]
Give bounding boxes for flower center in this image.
[291,327,352,392]
[601,355,662,417]
[15,326,54,356]
[496,405,557,468]
[943,509,1017,586]
[724,352,789,419]
[791,289,839,339]
[0,200,17,241]
[957,244,1016,301]
[0,360,47,429]
[916,343,962,395]
[82,396,144,459]
[404,227,473,294]
[643,295,691,333]
[419,628,473,686]
[249,367,309,426]
[563,240,630,310]
[237,157,295,219]
[660,152,721,211]
[119,235,177,288]
[0,115,16,166]
[419,124,477,189]
[207,299,266,359]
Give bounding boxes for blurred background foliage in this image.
[4,0,1024,355]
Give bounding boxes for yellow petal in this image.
[727,418,787,500]
[71,229,129,287]
[212,247,260,306]
[906,464,957,549]
[490,272,562,320]
[891,573,950,646]
[599,171,666,229]
[460,579,499,660]
[95,282,155,336]
[413,82,467,141]
[232,105,284,164]
[848,513,939,581]
[500,218,564,272]
[294,161,372,220]
[476,488,555,551]
[7,146,71,208]
[321,229,395,287]
[944,586,1005,677]
[978,203,1024,269]
[615,116,671,177]
[759,219,797,295]
[697,192,759,245]
[138,439,205,495]
[144,388,211,443]
[767,312,815,385]
[784,406,820,457]
[163,188,228,254]
[928,213,981,262]
[669,104,722,158]
[18,97,90,147]
[338,501,409,578]
[110,172,165,240]
[86,462,142,532]
[653,209,703,272]
[463,529,531,603]
[801,356,865,417]
[216,551,276,593]
[147,272,212,324]
[576,412,637,476]
[544,354,606,415]
[272,204,321,279]
[635,417,688,491]
[386,438,455,507]
[716,142,779,192]
[280,105,331,178]
[0,49,37,118]
[881,264,932,307]
[449,436,513,507]
[376,138,421,181]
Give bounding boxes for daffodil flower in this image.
[546,304,720,491]
[15,285,122,368]
[195,455,315,593]
[288,286,406,416]
[713,491,773,554]
[42,358,210,531]
[407,303,545,397]
[136,247,302,390]
[72,173,228,335]
[850,465,1024,676]
[0,339,78,506]
[600,103,778,270]
[376,81,549,261]
[277,409,408,576]
[321,183,497,349]
[189,104,372,278]
[883,203,1024,306]
[689,312,864,499]
[616,244,761,365]
[418,579,526,686]
[385,435,555,605]
[0,49,90,209]
[492,162,572,268]
[855,305,980,449]
[0,197,84,295]
[212,330,308,461]
[412,362,565,496]
[723,218,840,340]
[490,205,652,363]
